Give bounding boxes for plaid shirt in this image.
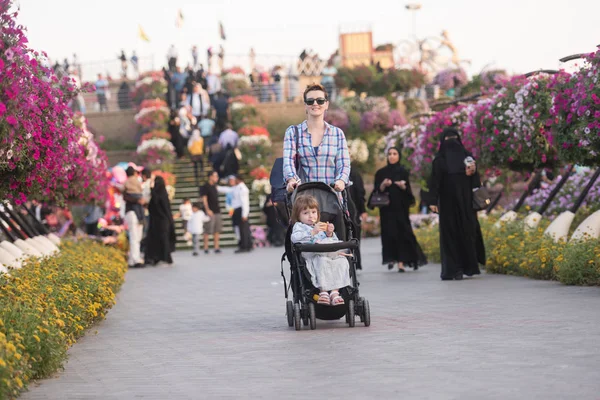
[283,121,350,186]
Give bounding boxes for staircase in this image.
[170,159,267,249]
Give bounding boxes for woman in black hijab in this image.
[428,127,485,280]
[144,176,176,266]
[373,147,427,272]
[168,110,186,159]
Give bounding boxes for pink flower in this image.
[6,115,17,125]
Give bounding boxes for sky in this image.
[15,0,600,81]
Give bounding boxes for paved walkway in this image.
[22,238,600,399]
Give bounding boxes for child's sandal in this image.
[317,292,330,305]
[330,291,345,306]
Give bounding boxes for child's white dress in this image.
[290,222,352,291]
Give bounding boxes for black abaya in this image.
[144,177,176,265]
[374,162,427,268]
[168,116,186,159]
[429,129,485,280]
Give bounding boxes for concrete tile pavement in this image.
[21,238,600,399]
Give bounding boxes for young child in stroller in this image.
[290,195,352,306]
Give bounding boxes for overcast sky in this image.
[16,0,599,80]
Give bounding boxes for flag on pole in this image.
[176,9,184,28]
[219,21,226,40]
[138,25,150,42]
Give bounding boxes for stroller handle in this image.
[294,239,359,253]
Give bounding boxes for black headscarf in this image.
[437,127,469,174]
[379,147,406,180]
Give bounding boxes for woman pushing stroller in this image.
[290,195,351,306]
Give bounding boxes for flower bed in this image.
[0,241,127,398]
[412,217,600,285]
[134,106,170,131]
[131,72,168,106]
[136,138,176,169]
[139,130,171,143]
[238,125,270,137]
[523,168,600,217]
[238,135,272,168]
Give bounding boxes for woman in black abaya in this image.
[144,176,176,266]
[168,110,186,159]
[373,147,427,272]
[428,128,485,280]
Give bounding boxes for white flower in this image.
[251,178,271,195]
[238,135,272,149]
[584,127,591,134]
[6,149,13,159]
[347,139,369,163]
[136,138,175,154]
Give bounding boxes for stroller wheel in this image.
[308,302,316,330]
[358,297,365,322]
[293,303,302,331]
[286,301,294,327]
[347,299,356,328]
[363,299,371,327]
[302,306,309,326]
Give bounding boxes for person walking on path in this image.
[373,147,427,272]
[428,128,485,280]
[283,83,350,197]
[200,171,223,254]
[218,175,252,253]
[187,202,210,256]
[123,167,145,268]
[144,176,176,266]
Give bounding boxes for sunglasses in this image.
[305,97,327,106]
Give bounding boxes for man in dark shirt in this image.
[200,170,223,254]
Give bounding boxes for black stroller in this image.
[278,182,371,330]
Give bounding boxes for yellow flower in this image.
[0,359,6,367]
[33,334,41,342]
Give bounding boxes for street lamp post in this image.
[405,3,422,40]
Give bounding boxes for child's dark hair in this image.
[183,198,190,203]
[192,202,202,209]
[291,195,320,224]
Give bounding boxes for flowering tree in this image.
[470,74,565,171]
[433,68,468,91]
[0,1,108,204]
[551,47,600,166]
[325,109,349,131]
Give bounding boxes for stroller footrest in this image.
[294,240,358,253]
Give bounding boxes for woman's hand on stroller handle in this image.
[286,178,299,193]
[333,180,346,192]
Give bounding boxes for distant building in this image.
[339,30,394,69]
